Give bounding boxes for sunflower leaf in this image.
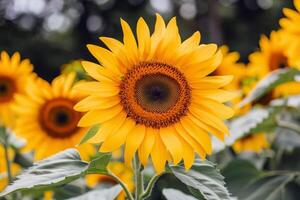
[0,148,111,197]
[79,124,100,145]
[68,185,122,200]
[221,159,263,196]
[86,152,111,174]
[213,107,280,153]
[170,160,233,200]
[240,173,298,200]
[162,188,198,200]
[239,68,300,107]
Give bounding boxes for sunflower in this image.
[0,51,34,127]
[279,0,300,70]
[232,133,269,153]
[0,145,20,191]
[86,162,134,200]
[13,73,94,160]
[247,30,300,104]
[74,14,235,173]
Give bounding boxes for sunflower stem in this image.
[1,126,13,183]
[108,172,134,200]
[141,173,162,199]
[133,154,144,200]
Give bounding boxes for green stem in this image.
[133,155,143,200]
[1,126,13,183]
[142,173,162,199]
[108,172,134,200]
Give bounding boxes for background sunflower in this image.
[13,73,94,160]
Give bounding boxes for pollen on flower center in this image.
[119,61,191,129]
[39,98,81,138]
[0,76,17,103]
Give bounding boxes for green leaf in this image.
[239,68,300,107]
[86,152,112,174]
[79,124,100,145]
[162,188,198,200]
[240,173,298,200]
[222,159,263,196]
[0,148,111,197]
[170,160,233,200]
[68,185,122,200]
[213,108,279,153]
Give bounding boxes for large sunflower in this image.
[0,51,34,127]
[13,73,94,160]
[75,14,236,173]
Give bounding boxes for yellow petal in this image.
[174,123,206,159]
[124,124,145,164]
[138,127,156,166]
[87,111,127,144]
[180,117,212,154]
[74,96,120,112]
[180,137,195,171]
[184,49,222,78]
[151,133,168,174]
[81,61,120,82]
[74,81,119,97]
[190,98,234,119]
[87,44,121,75]
[192,89,238,103]
[189,106,229,134]
[78,105,123,127]
[188,75,233,89]
[120,19,138,64]
[100,118,136,152]
[188,113,225,141]
[150,14,166,50]
[160,127,183,165]
[137,17,151,60]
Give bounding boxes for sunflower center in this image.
[39,98,81,138]
[269,52,288,71]
[0,76,17,103]
[120,61,191,129]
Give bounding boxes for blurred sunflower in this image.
[247,30,300,103]
[75,14,236,173]
[13,73,94,160]
[86,162,134,200]
[232,133,269,153]
[280,0,300,72]
[0,51,34,127]
[0,145,20,191]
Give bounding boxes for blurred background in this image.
[0,0,292,80]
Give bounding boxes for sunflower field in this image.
[0,0,300,199]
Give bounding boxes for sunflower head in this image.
[248,31,292,79]
[0,51,34,126]
[13,73,94,160]
[232,133,269,153]
[75,14,236,173]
